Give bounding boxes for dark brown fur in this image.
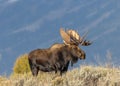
[28,43,85,76]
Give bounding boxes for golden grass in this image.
[0,66,120,86]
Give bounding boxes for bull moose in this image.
[28,28,91,76]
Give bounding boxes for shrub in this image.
[13,54,30,74]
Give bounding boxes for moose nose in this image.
[81,52,86,60]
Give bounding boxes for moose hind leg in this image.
[28,59,39,76]
[31,65,39,76]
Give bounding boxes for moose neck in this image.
[63,45,75,60]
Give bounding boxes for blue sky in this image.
[0,0,120,75]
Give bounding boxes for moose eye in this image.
[73,46,78,50]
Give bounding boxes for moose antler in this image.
[60,28,92,46]
[78,31,92,46]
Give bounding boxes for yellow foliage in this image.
[13,54,30,74]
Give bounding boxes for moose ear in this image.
[60,28,71,44]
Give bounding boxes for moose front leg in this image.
[60,61,70,76]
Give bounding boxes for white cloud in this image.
[7,0,19,4]
[91,28,118,41]
[67,0,96,14]
[86,10,98,18]
[0,0,19,5]
[101,0,113,9]
[12,8,66,34]
[83,10,115,32]
[0,0,19,12]
[12,1,70,34]
[12,1,96,34]
[12,20,43,33]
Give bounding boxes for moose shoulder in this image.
[28,43,85,76]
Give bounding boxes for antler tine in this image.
[79,30,92,46]
[79,31,89,45]
[82,40,92,46]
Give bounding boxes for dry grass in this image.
[0,65,120,86]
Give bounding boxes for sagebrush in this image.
[0,66,120,86]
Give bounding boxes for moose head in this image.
[60,28,92,66]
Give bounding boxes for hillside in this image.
[0,66,120,86]
[0,0,120,75]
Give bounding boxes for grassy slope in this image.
[0,66,120,86]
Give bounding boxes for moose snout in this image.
[80,51,86,60]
